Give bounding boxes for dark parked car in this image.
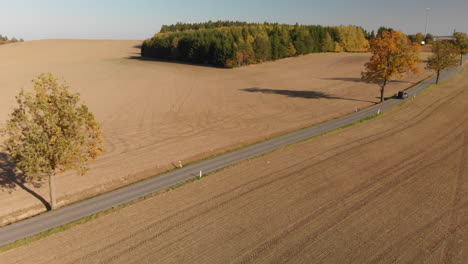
[397,91,408,99]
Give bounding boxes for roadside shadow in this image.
[126,56,227,69]
[241,87,376,104]
[0,152,51,211]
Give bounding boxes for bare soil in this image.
[0,62,465,263]
[0,40,432,224]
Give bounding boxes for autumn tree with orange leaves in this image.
[362,31,421,102]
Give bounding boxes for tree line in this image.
[0,34,24,45]
[160,21,251,33]
[142,22,369,67]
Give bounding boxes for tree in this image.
[377,26,394,37]
[363,29,375,40]
[321,32,335,52]
[336,25,369,52]
[425,34,434,45]
[452,32,468,65]
[252,34,271,62]
[362,31,421,102]
[334,43,344,52]
[287,42,297,56]
[1,73,105,210]
[426,41,459,84]
[414,33,425,44]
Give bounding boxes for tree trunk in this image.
[49,174,57,210]
[436,70,440,84]
[380,80,387,103]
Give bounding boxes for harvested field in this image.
[0,40,432,223]
[0,63,466,263]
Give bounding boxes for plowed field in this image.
[1,57,465,263]
[0,40,431,224]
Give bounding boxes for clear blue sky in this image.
[1,0,467,40]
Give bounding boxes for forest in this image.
[142,21,370,68]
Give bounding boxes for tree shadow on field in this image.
[126,56,228,69]
[321,77,416,84]
[0,152,51,211]
[241,87,376,104]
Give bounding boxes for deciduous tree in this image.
[362,31,421,102]
[1,74,105,210]
[414,33,425,44]
[335,25,369,52]
[452,32,468,65]
[288,42,297,56]
[426,41,459,84]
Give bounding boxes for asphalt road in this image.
[0,63,464,247]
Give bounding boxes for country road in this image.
[0,62,464,247]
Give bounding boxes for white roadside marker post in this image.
[179,160,183,168]
[199,171,202,178]
[377,108,381,115]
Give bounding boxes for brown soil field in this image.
[1,64,465,263]
[0,40,432,224]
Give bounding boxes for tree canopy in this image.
[426,41,459,84]
[1,73,105,209]
[452,32,468,65]
[377,27,394,37]
[362,31,421,102]
[335,25,369,52]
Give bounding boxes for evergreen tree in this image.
[253,33,272,62]
[377,27,394,37]
[322,32,335,52]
